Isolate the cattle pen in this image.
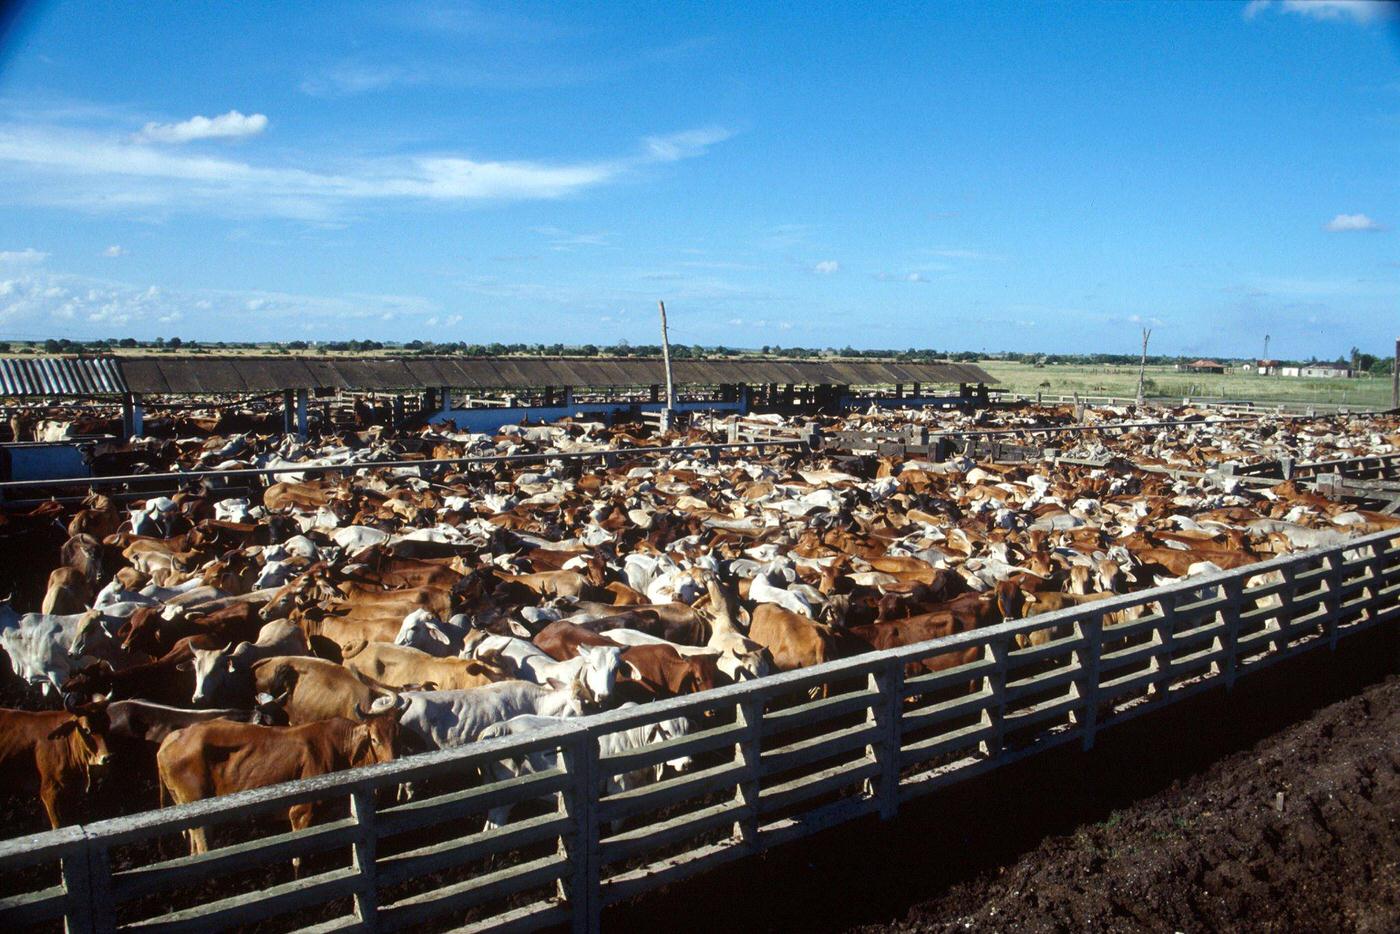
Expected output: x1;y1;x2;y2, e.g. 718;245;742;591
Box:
1;526;1396;934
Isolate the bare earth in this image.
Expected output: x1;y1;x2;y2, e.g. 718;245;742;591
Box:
874;672;1400;933
607;633;1400;934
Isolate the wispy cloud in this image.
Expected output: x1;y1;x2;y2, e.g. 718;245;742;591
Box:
102;244;123;257
875;271;930;284
925;247;1003;261
1325;212;1386;232
1244;0;1398;24
813;260;839;275
0;115;734;219
0;266;445;338
0;247;48;265
531;226;612;249
135;110;268;144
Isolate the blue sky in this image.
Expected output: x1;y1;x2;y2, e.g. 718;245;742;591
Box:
0;0;1395;358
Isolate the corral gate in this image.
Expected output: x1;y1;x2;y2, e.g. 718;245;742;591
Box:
1;529;1397;933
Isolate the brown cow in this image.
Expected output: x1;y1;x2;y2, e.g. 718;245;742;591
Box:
615;644;727;700
0;700;112;828
341;642;509;691
250;656;390;724
748;603;839;673
41;566;92;615
844;581;1024;675
157;714;398;854
60;533;105;588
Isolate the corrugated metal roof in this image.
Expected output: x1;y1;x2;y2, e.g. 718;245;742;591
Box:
0;356;128;396
115;355;995;394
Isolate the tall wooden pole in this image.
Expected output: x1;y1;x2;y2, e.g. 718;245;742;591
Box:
1135;327;1152;408
658;300;675;413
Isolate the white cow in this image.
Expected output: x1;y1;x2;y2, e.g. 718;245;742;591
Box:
373;680;587;751
2;611;91;695
393;609;471;658
477;707;694;828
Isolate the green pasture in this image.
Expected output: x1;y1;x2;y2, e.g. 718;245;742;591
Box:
979;361;1393;408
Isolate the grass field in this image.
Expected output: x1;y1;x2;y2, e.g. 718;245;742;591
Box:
978;361;1394;408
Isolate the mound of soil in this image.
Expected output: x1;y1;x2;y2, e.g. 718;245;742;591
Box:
883;673;1400;933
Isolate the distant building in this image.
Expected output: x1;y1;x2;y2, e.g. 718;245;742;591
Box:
1256;359;1282;375
1180;359;1226;374
1281;363;1353;379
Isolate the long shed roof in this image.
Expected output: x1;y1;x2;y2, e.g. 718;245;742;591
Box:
0;355;994;396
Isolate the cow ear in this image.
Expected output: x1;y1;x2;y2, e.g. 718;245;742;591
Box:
621;661;641;682
545;677;567;691
47;720;78;739
428;623;450;644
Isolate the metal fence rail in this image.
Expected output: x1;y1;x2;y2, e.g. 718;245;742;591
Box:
2;528;1397;933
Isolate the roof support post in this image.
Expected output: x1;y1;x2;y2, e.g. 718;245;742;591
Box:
121;393;138;439
282;390;295;436
563;386;574;407
296;389;309;439
439;387;451;414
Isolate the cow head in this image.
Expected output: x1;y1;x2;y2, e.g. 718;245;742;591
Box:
574;645;623;707
188;643;243;707
994;579;1026;620
395;609;450;653
349;711;401;767
62;661;115;700
59;694;112;775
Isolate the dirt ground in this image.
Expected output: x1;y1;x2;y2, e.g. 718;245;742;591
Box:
607;629;1400;934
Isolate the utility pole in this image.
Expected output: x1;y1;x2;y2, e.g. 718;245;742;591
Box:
1392;336;1398;411
1135;327;1152;408
658;300;676;430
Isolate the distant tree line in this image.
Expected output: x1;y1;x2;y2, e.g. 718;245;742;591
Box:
0;338;1393;373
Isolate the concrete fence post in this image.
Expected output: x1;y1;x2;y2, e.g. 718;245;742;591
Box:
1150;592;1178;701
868;657;904;819
350;786;379;928
980;639;1009;760
1218;578;1244;689
561;731;600;934
733;696;764;852
1076;612;1103;751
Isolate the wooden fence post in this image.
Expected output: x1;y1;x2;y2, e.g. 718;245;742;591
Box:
349;787;379;928
868;657;904;820
733;696;764;852
560;731;600;934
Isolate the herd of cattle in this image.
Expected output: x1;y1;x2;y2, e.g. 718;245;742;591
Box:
0;404;1396;847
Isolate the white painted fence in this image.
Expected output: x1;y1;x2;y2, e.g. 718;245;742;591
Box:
2;529;1397;934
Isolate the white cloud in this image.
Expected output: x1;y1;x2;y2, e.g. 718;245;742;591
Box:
0;248;48;265
1325;213;1386;232
102;245;124;257
0;119;733;218
0;267;448;339
813;260;839;275
1245;0;1397;23
874;271;930;283
136;110;269;144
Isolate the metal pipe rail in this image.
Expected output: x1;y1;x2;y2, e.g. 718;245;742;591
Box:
0;438;809;494
1;529;1396;932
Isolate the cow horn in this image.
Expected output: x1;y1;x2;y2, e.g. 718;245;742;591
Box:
62;691;82;713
